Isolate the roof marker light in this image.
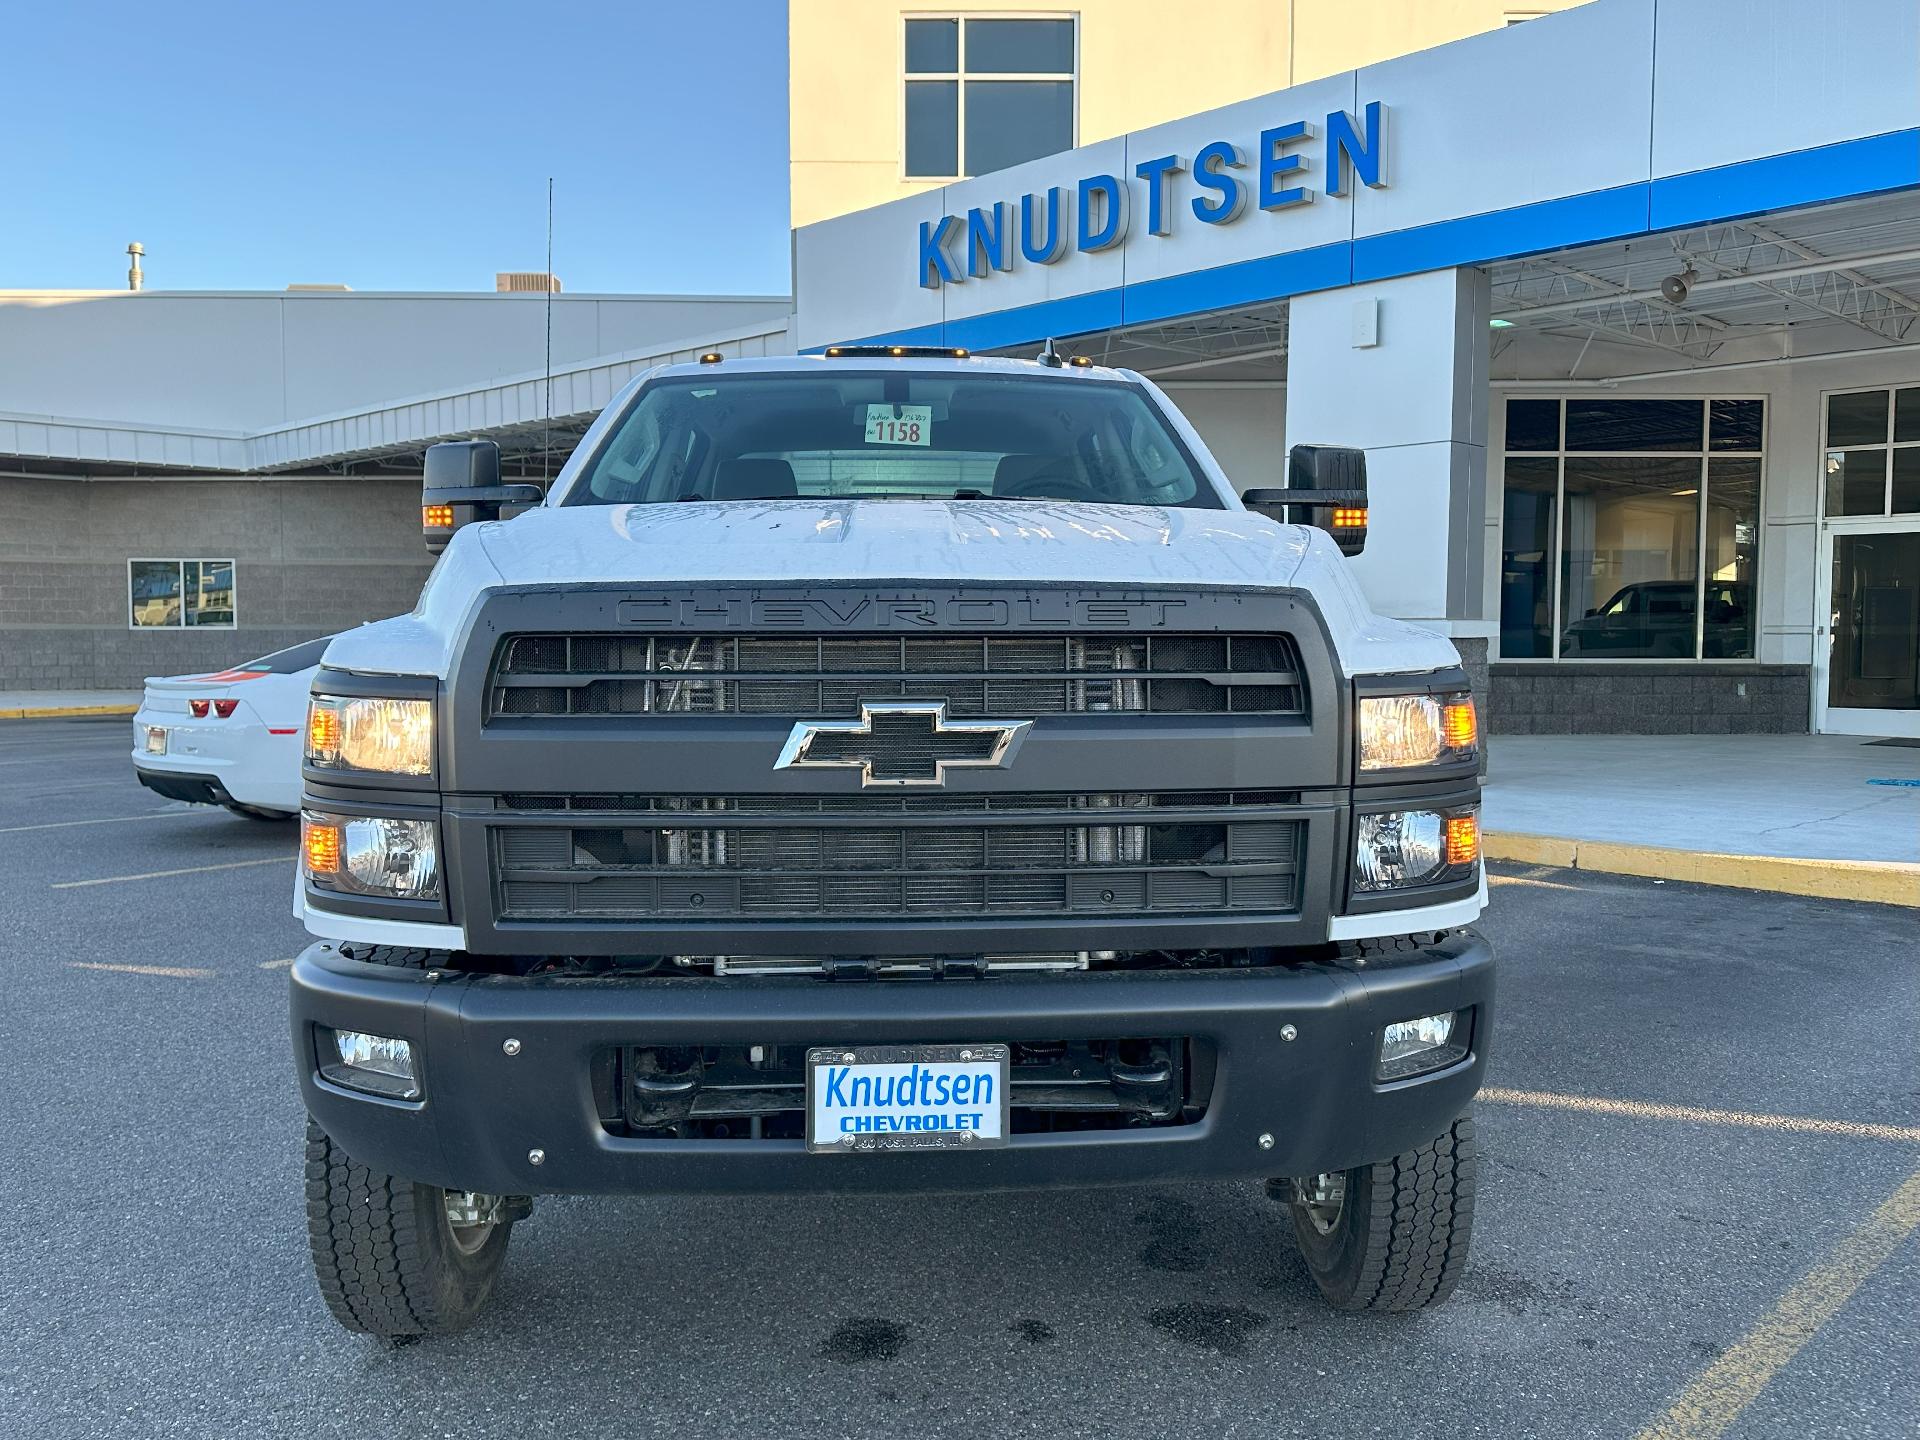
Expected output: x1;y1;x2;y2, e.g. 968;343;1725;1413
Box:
698;351;725;364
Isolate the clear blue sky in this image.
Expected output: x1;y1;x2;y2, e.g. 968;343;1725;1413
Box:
2;1;791;295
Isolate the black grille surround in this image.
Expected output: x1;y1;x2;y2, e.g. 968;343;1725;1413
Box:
490;791;1305;922
438;585;1349;956
490;631;1307;719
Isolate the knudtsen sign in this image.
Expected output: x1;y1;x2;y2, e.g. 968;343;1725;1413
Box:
918;102;1389;290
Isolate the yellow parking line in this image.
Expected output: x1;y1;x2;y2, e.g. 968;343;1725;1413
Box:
68;961;215;980
1482;1086;1920;1145
1633;1163;1920;1440
0;811;195;835
51;855;291;888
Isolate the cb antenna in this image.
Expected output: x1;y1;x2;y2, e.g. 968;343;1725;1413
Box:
542;177;555;489
1036;336;1064;368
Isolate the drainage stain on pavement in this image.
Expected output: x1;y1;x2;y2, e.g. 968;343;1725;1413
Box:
1135;1194;1214;1273
1148;1303;1271;1357
1011;1318;1055;1345
820;1318;911;1363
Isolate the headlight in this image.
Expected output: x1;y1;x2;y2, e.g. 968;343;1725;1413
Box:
303;811;440;900
1358;692;1477;771
1354;807;1479;891
306;696;434;776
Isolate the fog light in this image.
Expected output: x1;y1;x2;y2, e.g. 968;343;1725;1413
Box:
1378;1009;1470;1081
321;1028;420;1099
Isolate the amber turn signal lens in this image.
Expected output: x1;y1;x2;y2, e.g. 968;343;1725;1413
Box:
1442;698;1478;751
1444;813;1480;868
422;503;454;529
1331;507;1368;529
306;702;342;756
303;819;342;875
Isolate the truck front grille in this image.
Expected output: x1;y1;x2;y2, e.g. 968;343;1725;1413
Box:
488;632;1305;718
490;792;1303;921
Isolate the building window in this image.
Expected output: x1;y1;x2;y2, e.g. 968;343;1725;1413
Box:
129;559;236;629
1823;385;1920;518
1499;398;1763;661
904;15;1076;180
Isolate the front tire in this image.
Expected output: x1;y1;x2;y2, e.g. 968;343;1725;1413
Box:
1276;1111;1477;1312
303;1118;515;1338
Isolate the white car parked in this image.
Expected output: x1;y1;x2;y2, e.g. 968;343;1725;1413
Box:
131;635;333;820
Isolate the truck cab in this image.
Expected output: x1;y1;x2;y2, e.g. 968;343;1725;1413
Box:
290;349;1490;1337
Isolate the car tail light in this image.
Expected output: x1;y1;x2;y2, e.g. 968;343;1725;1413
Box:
213;698;238;718
188;699;210;718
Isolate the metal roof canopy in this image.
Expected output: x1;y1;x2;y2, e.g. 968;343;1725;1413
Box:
980;189;1920;386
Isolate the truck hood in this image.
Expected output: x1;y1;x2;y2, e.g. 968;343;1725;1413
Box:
475;499;1311;591
321;500;1461;680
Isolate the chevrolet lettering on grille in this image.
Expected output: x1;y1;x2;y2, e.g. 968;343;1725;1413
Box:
774;701;1032;787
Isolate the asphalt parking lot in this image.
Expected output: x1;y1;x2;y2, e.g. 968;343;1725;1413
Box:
1;714;1915;1440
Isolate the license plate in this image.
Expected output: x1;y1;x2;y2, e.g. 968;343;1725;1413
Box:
143;726;168;755
806;1043;1010;1153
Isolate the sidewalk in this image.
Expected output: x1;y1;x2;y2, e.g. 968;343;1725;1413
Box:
1483;734;1920;906
0;690;142;719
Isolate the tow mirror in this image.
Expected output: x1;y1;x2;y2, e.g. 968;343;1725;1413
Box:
421;441;544;555
1242;444;1369;557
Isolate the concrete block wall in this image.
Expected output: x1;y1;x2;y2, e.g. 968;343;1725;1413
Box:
0;476;435;689
1488;663;1811;735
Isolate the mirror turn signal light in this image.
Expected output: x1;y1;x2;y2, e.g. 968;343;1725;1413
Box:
422;503;455;529
1444;813;1480;868
1331;507;1368;529
303;817;342;875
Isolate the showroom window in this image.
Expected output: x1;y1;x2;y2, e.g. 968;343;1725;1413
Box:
128;559;236;629
1499;398;1763;660
904;15;1076;179
1823;385;1920;517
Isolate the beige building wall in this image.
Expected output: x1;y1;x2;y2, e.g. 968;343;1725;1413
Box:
789;0;1591;230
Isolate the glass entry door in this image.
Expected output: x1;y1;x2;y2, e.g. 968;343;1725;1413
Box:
1817;523;1920;737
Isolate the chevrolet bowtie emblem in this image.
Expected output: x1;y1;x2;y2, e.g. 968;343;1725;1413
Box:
774;701;1033;787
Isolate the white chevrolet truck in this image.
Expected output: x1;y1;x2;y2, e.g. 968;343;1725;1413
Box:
289;349;1491;1337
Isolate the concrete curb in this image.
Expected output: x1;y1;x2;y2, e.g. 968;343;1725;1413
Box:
0;706;139;721
1485;831;1920;908
0;704;138;720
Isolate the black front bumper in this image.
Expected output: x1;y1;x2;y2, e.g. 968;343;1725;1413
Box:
290;932;1492;1196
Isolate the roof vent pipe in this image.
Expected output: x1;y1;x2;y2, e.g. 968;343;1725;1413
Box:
127;242;144;292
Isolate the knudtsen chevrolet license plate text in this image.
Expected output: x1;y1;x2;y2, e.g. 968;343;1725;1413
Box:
806;1044;1010;1153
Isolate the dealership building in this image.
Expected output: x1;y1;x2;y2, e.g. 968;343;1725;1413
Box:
3;0;1917;740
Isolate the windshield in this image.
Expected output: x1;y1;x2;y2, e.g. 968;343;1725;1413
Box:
561;371;1221;509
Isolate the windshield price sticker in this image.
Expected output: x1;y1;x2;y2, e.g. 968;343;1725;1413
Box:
864;404;932;447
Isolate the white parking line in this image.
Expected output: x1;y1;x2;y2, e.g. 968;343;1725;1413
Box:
258;958;296;969
1482;1085;1920;1145
1488;873;1586;893
0;811;195;835
68;961;215;980
51;855;292;888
